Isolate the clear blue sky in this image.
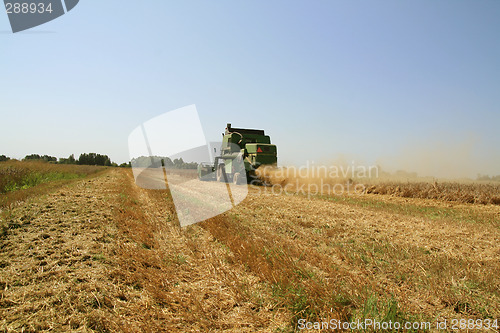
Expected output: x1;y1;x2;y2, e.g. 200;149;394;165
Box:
1;1;499;178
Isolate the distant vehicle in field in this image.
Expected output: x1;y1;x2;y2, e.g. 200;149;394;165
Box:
197;123;277;184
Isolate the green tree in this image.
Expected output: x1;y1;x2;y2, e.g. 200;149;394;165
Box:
78;153;113;166
24;154;56;162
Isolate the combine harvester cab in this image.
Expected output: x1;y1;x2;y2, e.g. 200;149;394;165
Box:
197;123;277;184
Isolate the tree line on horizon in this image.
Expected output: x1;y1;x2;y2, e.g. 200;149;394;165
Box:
0;153;128;167
0;154;198;169
130;156;197;169
477;174;500;182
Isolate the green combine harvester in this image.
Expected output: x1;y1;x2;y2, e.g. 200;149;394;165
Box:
197;123;277;184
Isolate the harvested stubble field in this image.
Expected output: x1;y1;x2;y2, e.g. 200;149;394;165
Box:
1;163;499;332
364;182;500;206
